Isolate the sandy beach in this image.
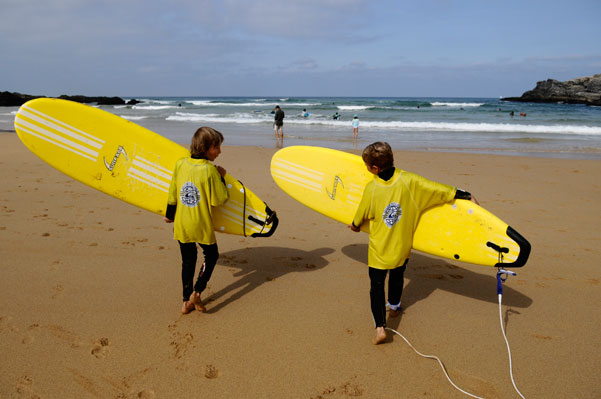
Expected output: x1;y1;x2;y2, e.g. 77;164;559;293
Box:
1;131;600;398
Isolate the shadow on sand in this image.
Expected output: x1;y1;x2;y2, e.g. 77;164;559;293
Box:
341;243;533;332
205;246;334;313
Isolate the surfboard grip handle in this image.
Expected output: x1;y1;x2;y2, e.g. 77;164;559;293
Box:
487;225;531;268
237;178;279;238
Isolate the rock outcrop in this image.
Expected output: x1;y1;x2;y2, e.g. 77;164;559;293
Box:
502;74;601;106
0;91;127;106
0;91;42;106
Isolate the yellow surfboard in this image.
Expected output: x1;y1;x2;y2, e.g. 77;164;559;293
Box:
14;98;278;237
271;146;530;267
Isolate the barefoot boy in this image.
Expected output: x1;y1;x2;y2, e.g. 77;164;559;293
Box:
349;142;478;344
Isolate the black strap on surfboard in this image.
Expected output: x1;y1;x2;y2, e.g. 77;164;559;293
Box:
486;225;531;268
237;179;278;238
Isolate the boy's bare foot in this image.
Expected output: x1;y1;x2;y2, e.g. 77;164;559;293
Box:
389;308;402;318
189;291;206;313
372;326;387;345
181;300;195;314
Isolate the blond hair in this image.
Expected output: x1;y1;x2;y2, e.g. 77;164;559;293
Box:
362;142;394;170
190;127;224;158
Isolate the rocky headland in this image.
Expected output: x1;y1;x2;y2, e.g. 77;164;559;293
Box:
502;74;601;106
0;91;140;106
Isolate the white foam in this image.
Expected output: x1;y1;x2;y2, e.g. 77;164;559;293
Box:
132;105;178;110
121;115;148;121
431;102;484;107
337;105;375;111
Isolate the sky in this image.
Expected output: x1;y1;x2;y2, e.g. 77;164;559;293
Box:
2;0;600;98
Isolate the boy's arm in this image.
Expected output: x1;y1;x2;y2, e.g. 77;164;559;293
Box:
164;204;176;223
164;162;179;223
210;165;229;207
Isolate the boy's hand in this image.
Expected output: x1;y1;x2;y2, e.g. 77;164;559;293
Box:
216;166;226;177
163;217;173;223
470;195;480;205
348;223;360;232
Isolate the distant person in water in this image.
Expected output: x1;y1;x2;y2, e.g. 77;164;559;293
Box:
352;114;359;139
274;105;285;147
274;105;284;138
332;112;340;120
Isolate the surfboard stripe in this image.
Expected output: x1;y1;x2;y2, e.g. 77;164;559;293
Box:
132;158;172;181
19;106;105;148
272;172;322;193
219;209;264;234
133;155;173;176
127;168;169;191
14;124;98;162
272;159;324;180
223;198;267;220
15;118;99;159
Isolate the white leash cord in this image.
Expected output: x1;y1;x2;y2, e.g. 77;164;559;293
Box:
386;327;484;399
498;295;526;399
385;268;527;398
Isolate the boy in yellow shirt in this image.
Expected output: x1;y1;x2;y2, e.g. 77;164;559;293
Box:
164;127;229;314
349;142;478;344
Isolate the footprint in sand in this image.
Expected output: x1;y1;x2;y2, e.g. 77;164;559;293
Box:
170;331;194;359
22;324;41;344
91;337;110;358
204;364;220;379
138;389;156;399
16;374;40;397
52;284;64;299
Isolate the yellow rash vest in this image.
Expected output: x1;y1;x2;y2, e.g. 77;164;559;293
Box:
167;157;229;244
353;169;456;269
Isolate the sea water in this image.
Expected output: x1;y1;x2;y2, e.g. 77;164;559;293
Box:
3;96;601;159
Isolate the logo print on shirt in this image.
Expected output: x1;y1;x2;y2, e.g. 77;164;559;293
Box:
382;202;402;228
180;182;200;207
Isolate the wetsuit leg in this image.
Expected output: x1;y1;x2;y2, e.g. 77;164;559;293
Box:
193;243;219;294
369;267;388;327
387;261;408;308
179;241;198;302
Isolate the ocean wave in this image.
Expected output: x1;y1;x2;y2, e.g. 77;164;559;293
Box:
286;118;601;136
166;112;267;124
132;105;179;110
163;112;601;135
431;102;484;107
358;121;601;135
121;115;148;121
137;99;174;105
337;105;375;111
186;100;320;107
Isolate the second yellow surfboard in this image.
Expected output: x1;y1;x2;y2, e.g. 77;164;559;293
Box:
271;146;530;267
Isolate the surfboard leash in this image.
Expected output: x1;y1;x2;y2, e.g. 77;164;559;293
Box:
385;327;485;398
386;269;526;398
238;179;248;237
496;268;526;399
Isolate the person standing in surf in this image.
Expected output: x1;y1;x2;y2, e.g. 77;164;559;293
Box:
274;105;285;146
164;127;229;314
352;114;359;139
349;142;478;344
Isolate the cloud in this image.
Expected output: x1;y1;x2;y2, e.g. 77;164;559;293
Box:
220;0;372;39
